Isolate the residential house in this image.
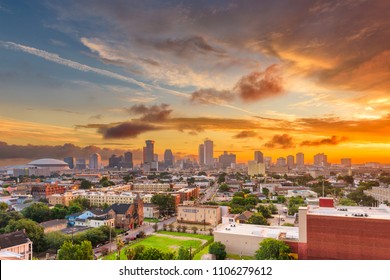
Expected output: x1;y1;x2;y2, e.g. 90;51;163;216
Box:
0;230;32;260
104;195;143;229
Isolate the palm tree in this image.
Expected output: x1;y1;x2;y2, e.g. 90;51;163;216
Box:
116;237;124;260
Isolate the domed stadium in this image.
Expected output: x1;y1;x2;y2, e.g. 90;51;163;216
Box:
27;158;70;171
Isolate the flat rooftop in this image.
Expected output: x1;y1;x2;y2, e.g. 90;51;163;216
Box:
214;223;299;241
307;204;390;220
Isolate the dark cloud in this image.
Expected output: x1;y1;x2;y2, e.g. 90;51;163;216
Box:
126;103;172;122
190;88;234;105
98;122;160;139
234;64;284;102
264;134;295;149
233;130;258;139
0;141;135;161
152;35;225;58
300;135;348;147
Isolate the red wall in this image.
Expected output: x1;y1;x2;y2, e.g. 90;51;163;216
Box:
306;215;390;259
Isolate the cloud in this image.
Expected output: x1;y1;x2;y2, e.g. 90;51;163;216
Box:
300;135;348;147
234;64;284;102
264;134;295;149
126;103;173;122
152;35;225;58
0;142;135;161
233;130;258;139
97;122;160;139
190;88;234;105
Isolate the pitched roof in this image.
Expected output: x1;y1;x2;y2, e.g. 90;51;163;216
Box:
236;211;254;221
0;231;31;249
104;203;131;215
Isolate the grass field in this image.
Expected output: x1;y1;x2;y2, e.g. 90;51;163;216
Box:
103;231;213;260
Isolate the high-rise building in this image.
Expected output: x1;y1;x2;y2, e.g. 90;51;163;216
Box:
122;152;133;169
198;144;205;166
287;155;295;169
341;158;352;167
153;154;159;162
218;151;236;169
248;160;266;176
296;152;304;167
254;151;264;163
204;140;214;166
276;157;286;167
109;154;122;168
164;149;174;168
264;157;272;168
89;153;102;169
314;153;328;166
75;158;87;169
144;140;155;164
64;157;75;169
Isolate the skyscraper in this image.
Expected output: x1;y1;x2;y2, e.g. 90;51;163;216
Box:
198;144;205;166
109;154;122;168
75;158;87;169
296;152;304;167
89;153;102;169
164;149;174;168
341;158;352;167
276;157;286;167
218;151;236;169
314;153;328;166
254;151;264;163
144;140;155;164
123;152;133;169
204;140;214;166
64;157;75;169
287;155;295;169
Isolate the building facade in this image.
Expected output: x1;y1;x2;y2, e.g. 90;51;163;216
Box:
177;204;221;226
0;230;33;260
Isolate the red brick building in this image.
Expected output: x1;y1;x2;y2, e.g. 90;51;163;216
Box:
298;199;390;260
31;183;65;200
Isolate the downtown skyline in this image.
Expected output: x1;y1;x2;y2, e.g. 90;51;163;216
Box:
0;1;389;166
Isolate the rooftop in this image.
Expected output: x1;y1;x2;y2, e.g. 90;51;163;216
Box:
215;223;299;241
0;230;31;249
307;204;390;220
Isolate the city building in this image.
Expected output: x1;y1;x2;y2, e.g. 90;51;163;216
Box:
177;204;221;227
143;140;155;164
39;219;68;233
108;154;122;168
75;158;87;169
287;155;295;169
341;158;352;167
122;152;133;169
313;153;328;167
254;151;264;163
276;157;287;167
28;158;70;172
164;149;174;168
132;183;171;192
143;203;160;219
89;153;102;169
64;157;76;169
0;230;33;260
198;144;205;166
31;183;65;200
104;197;144;229
248;161;266;176
204;140;214;166
296;152;304;167
218;151;236;169
364;187;390;203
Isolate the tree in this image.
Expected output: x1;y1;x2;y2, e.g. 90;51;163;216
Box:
152;223;159;232
22;203;52;223
338;198;358;206
257;205;272;219
0;211;23;233
46;231;69;251
57;240;94;260
255;238;292;260
168;223;174;231
176;225;182;232
248;213;269;225
288;196;305;216
151;194;175;216
139;247;175;260
262;187;270;198
191;226;198;234
79;179;93;189
209;242;226;260
177;246;191;260
181;225;188;233
51;204;68;219
0;202;8;212
218;184;230;192
116;237;125;260
5;219;47;252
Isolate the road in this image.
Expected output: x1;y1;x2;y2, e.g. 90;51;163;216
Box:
199;181;219;203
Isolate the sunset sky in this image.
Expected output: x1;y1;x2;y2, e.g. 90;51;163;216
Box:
0;0;389;165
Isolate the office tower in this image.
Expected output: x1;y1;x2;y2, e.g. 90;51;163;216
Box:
64;157;75;169
254;151;264;163
276;157;286;167
75;158;87;169
287;155;295;169
123;152;133;169
204;140;214;166
264;156;272;168
164;149;174;168
153;154;159;162
296;152;305;167
198;144;205;166
314;153;328;166
144;140;155;164
109;154;122;168
89;153;102;169
248;160;266;176
218;151;236;169
341;158;352;167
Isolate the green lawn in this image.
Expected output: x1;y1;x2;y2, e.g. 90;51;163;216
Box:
103;231;212;260
144;218;160;223
226;253;255;260
193;245;210;260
